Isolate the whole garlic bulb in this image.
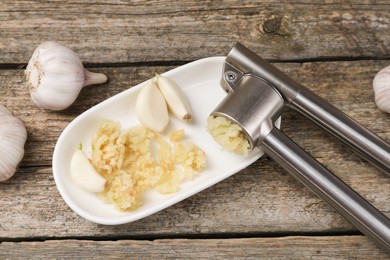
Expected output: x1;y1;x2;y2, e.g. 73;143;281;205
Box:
25;41;108;110
373;65;390;113
0;105;27;182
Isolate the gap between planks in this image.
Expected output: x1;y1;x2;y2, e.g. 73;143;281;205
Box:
3;56;390;70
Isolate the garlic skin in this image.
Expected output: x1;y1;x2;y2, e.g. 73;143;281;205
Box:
25;41;107;111
0;105;27;182
155;74;193;122
136;80;169;132
373;65;390;114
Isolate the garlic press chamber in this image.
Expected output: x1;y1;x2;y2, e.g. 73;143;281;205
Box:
210;43;390;252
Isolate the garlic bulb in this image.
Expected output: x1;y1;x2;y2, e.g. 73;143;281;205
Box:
25;41;108;110
373;65;390;113
136;80;169;132
0;105;27;181
155;74;193;122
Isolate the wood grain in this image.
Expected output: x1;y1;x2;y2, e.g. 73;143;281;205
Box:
1;61;388;167
1;1;390;256
0;61;389;240
0;236;388;259
1;1;390;63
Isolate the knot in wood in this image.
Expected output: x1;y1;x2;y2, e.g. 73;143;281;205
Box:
261;15;282;34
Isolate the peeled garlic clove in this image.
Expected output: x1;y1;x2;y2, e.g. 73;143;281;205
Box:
373;65;390;114
0;105;27;182
70;145;106;193
155;74;193;122
136;80;169;132
25;41;108;111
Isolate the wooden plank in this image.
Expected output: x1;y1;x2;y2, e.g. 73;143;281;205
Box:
0;66;166;166
1;163;389;238
0;61;389;239
0;236;388;259
1;61;389;167
1;1;390;63
2;1;390;257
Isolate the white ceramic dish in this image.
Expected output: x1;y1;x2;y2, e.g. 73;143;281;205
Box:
53;57;279;225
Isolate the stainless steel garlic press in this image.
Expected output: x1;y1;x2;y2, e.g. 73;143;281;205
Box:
210;42;390;252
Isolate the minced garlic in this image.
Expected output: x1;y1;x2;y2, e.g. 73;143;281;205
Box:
207;115;250;156
91;120;206;211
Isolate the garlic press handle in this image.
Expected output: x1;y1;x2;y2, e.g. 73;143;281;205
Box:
259;127;390;253
223;43;390;175
292;87;390;175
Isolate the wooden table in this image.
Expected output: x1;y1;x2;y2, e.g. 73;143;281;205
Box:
1;1;389;258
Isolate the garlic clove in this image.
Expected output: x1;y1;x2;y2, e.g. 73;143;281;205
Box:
0;105;27;182
70;145;106;193
373;65;390;114
155;74;193;122
135;80;170;132
25;41;108;111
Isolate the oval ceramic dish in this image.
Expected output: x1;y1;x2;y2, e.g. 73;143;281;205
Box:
52;57;280;225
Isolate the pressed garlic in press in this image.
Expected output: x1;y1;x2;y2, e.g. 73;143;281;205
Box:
0;105;27;182
25;41;108;111
207;115;250;156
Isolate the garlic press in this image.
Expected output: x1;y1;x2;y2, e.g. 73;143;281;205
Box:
210;43;390;252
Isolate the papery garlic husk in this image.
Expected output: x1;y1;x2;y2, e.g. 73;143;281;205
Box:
373;64;390;114
25;41;108;111
135;80;169;132
155;74;193;122
0;105;27;182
